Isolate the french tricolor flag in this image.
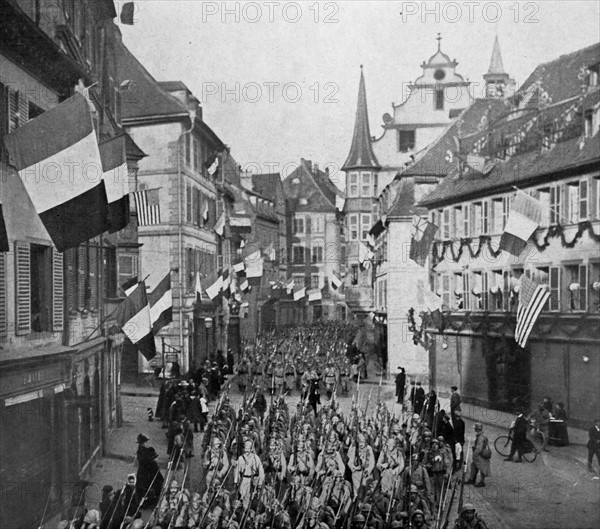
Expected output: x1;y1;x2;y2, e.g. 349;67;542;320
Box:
100;135;130;233
116;281;156;360
3;93;110;251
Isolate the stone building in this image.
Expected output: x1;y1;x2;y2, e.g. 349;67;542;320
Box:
417;43;600;425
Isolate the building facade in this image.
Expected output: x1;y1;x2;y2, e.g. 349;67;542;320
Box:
0;1;134;527
417;43;600;426
283;159;344;323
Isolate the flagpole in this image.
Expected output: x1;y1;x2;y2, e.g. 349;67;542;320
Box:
81;273;151;343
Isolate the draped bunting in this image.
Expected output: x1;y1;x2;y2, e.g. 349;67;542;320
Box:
431;221;600;267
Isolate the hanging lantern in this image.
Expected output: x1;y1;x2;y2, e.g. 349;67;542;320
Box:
569;283;580;292
490;285;499;294
592;281;600;291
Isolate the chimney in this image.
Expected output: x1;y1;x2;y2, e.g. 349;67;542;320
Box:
325;167;330;176
314;163;319;173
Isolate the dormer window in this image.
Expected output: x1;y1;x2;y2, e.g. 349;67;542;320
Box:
589;63;599;87
398;130;415;152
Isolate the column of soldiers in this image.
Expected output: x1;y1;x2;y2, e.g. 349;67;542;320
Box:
82;323;489;529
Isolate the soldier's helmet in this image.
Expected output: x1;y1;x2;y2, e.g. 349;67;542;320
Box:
461;503;476;514
410;484;418;493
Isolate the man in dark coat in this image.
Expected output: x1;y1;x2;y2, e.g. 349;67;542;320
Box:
414;382;426;415
453;411;466;471
505;411;528;463
395;368;406;404
450;386;462;426
587;419;600;473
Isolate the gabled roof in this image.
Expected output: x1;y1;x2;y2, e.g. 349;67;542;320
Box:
115;38;189;122
282;161;337;213
518;42;600;109
342;67;380;171
252;173;282;203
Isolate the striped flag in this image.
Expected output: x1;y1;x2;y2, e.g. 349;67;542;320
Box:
308;289;322;302
500;191;542;256
285;278;295;295
149;272;172;334
359;241;374;270
233;259;246;274
293;284;306;301
409;215;438;267
515;275;550;348
3;92;110;251
205;272;223;300
115;282;156;360
99;135;129;233
331;270;343;290
239;277;250;292
121;277;139;297
133;188;161;225
194;272;202;300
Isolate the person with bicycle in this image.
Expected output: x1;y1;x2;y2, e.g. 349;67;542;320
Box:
505;410;528;463
528;404;550;452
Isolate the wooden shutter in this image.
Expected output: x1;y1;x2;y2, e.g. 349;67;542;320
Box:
549;266;561;311
52;249;64;332
18;91;28;125
8;88;18;132
0;82;8;163
65;247;77;311
89;244;98;311
14;241;31;335
0;252;6;339
78;245;87;310
579;264;588;311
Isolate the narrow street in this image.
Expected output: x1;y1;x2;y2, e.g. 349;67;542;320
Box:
85;378;599;529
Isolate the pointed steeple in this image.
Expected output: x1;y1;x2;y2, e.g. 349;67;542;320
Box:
487;35;506;74
342;66;380;171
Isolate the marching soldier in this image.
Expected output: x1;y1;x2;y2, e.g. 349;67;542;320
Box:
377;437;405;495
234;439;265;509
348;432;375;499
203;437;230;491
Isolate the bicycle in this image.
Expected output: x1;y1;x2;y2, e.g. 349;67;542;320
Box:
494;429;540;463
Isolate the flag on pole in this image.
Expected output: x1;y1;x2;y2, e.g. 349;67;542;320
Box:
233;259;246;274
409;215;438;267
194;272;202;300
359;242;374;270
239;277;250;292
214;212;225;236
133;188;161;226
201;200;209;223
308;289;322;302
122;277;139;297
115;282;156;360
205;154;219;176
515;275;550;348
221;270;231;299
331;270;343;290
285;278;295;295
499;191;542;256
293;284;306;301
245;250;264;279
3;92;110;251
149;272;172;334
99;135;129;233
205;272;223;300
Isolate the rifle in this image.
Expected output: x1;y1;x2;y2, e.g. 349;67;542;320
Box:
441;476;458;529
457;439;471;513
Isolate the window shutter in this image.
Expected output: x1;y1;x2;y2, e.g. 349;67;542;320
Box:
0;252;6;339
78;245;87;310
0;82;8;163
14;241;31;335
209;199;216;227
89;245;98;311
306;216;312;234
65;247;77;311
8;88;18;132
579;264;587;311
549;266;560;311
52;249;64;332
19;91;28;125
186;185;192;223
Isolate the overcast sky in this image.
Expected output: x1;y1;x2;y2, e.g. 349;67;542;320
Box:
119;1;600;187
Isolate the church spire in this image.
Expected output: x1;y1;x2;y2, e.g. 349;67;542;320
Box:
487;35;506;74
342;66;380;171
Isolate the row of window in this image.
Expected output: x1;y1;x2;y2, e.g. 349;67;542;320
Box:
435;262;599;313
292;274;324;290
347;213;372;241
293;215;325;235
184;134;214;177
186;185;217;228
431;177;600;240
347;172;378;198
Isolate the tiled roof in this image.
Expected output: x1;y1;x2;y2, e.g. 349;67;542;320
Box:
401;99;506;177
342;68;380;171
251;173;282;202
518;43;600;110
115;38;189;121
419;91;600;207
387;177;428;218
